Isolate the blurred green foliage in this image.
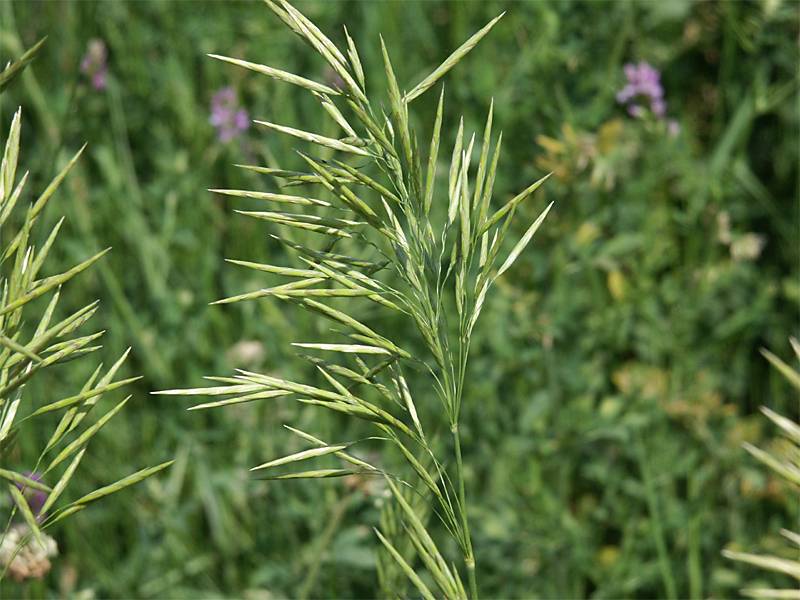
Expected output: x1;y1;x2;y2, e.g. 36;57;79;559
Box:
0;0;797;597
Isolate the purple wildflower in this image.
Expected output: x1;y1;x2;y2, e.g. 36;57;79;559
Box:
210;87;250;143
14;472;48;520
80;39;108;91
616;61;666;119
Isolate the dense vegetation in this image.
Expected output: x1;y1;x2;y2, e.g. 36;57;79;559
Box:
0;1;797;597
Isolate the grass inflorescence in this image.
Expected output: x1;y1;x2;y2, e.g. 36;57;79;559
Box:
158;1;552;597
0;38;171;586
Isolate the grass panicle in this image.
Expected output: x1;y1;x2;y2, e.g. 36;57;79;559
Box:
723;338;800;598
160;2;552;598
0;40;171;583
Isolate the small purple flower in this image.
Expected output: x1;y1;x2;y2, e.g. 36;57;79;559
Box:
80;39;108;91
210;87;250;143
616;61;666;119
14;472;48;520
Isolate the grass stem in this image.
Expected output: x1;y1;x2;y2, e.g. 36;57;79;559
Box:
453;423;478;599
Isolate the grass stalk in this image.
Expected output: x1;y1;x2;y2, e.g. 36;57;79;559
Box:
453;423;477;599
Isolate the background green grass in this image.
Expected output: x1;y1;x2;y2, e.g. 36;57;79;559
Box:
0;0;797;597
